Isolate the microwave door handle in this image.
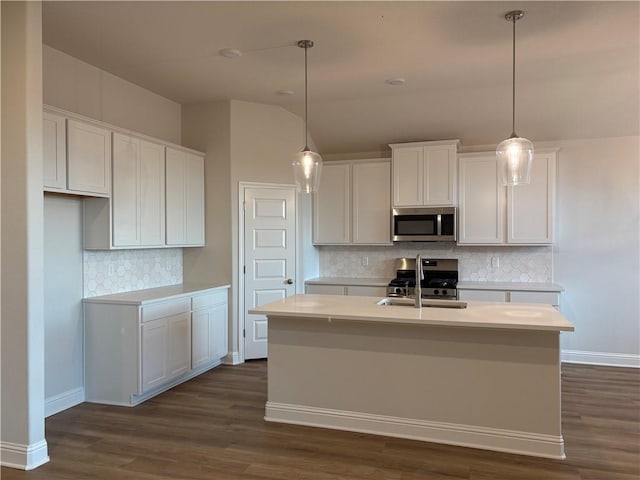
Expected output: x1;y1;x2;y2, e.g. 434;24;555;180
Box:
436;214;442;236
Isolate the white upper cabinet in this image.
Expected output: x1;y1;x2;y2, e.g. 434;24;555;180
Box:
44;109;111;197
458;153;505;244
67;119;111;196
112;133;166;248
43;111;67;190
352;161;391;244
458;150;557;245
313;159;391;245
391;140;459;207
166;147;205;246
507;152;557;244
313;163;351;244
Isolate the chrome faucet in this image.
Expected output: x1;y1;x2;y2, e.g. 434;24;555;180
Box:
415;254;424;308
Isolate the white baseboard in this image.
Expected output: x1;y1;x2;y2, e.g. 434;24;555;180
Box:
222;351;242;365
265;402;565;460
0;439;49;470
45;387;85;417
562;349;640;368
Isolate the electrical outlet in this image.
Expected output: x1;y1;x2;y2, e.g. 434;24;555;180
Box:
491;256;500;268
361;256;369;266
107;264;115;276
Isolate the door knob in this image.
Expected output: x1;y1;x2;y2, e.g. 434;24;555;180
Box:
286;279;294;285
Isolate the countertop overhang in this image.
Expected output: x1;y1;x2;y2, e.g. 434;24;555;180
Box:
250;294;574;332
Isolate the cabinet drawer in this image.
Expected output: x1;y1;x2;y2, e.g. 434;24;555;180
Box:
192;290;227;310
305;285;347;295
346;286;387;297
510;291;560;306
458;290;507;302
141;298;190;323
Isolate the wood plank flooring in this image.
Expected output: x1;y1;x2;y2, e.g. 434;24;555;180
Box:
2;362;638;479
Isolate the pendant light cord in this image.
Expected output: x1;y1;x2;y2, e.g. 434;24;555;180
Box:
304;43;309;151
511;16;517;138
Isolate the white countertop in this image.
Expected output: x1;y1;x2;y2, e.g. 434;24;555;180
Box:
83;283;230;305
250;294;574;332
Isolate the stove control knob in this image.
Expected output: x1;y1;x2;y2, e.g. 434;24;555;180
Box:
395;287;402;294
434;289;439;295
442;290;448;296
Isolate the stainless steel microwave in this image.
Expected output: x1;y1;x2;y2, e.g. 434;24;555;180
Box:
392;207;456;242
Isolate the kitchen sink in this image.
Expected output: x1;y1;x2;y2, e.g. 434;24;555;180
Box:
377;298;468;309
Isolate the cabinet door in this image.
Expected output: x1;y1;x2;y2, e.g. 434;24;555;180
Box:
458;290;507;302
313;163;351;244
458;155;504;244
43;111;66;190
352;161;391;244
211;302;228;361
112;133;140;246
392;147;423;207
166;148;205;246
141;318;168;392
305;285;346;295
345;286;387;297
424;145;456;206
185;153;205;245
191;308;212;370
140;140;166;246
167;313;191;378
507;152;556;244
67;119;111;196
165;148;187;245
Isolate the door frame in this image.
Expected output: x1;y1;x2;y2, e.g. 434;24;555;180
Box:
238;182;298;363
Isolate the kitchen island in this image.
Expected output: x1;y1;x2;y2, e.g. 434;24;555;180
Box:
250;294;574;459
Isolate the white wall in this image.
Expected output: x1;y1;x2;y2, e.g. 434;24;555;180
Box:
1;1;49;469
182;100;315;363
44;196;83;416
43;45;181;144
551;136;639;366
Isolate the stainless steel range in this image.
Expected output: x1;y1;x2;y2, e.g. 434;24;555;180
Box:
387;258;459;300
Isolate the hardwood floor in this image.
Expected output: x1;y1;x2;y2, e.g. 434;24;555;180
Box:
2;362;638;479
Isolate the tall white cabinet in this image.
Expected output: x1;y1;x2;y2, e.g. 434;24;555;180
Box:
313;159;391;245
390;140;459;207
458;150;557;245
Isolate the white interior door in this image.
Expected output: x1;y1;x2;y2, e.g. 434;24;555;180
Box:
244;186;296;360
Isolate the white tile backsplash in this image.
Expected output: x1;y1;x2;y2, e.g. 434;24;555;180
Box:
318;244;552;282
84;249;183;297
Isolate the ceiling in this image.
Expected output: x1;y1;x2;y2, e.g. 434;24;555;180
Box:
42;1;639;155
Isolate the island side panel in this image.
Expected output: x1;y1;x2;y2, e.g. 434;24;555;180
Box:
266;315;563;456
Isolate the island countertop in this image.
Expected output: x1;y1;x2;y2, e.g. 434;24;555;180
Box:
250;294;574;332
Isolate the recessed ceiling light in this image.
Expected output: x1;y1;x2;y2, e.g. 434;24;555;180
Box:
385;78;406;86
277;90;295;96
219;48;242;58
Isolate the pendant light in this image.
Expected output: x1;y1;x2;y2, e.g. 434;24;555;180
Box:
496;10;533;186
292;40;323;194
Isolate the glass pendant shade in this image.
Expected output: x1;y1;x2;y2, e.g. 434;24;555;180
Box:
496;135;533;186
293;149;323;194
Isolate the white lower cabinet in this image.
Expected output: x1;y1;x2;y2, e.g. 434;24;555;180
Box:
305;284;387;297
141;315;191;392
458;289;560;307
84;286;228;406
190;291;228;370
